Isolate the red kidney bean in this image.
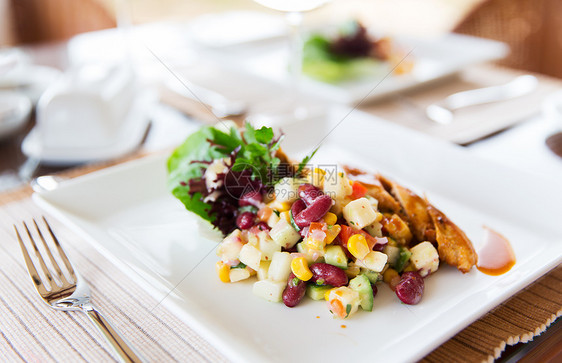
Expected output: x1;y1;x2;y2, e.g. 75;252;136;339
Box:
236;211;256;230
371;283;378;298
294;195;333;229
395;271;424;305
282;273;307;307
255;221;270;231
309;263;348;287
291;199;306;218
239;191;262;207
298;184;323;206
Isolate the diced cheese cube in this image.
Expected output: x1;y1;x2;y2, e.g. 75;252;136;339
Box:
266;212;281;228
258;232;281;261
257;261;271;281
246;232;259;247
323;172;352;201
279;211;291;223
269;219;301;249
327;286;360;319
268;251;293;282
253;279;286;302
229;268;251;282
274;177;301;203
239;244;262;271
217;230;243;263
410;241;439;277
343;198;378;229
302;168;325;189
357;251;388;272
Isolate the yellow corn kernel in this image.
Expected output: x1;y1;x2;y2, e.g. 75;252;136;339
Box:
325;224;341;244
402;263;415;273
324;212;337;226
324;288;336;301
280;211;291;223
314;168;326;176
312;168;325;187
383;268;399;284
374;212;383;223
347;234;370;260
268;200;291;212
216;261;230;283
291;257;313;281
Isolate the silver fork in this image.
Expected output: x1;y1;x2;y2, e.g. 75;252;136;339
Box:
14;217;145;363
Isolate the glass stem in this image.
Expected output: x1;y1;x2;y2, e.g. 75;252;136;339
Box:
285;11;304;101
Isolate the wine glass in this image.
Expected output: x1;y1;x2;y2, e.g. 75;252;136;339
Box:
250;0;333;124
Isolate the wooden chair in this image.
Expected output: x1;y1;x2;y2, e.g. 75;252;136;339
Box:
9;0;116;44
455;0;562;78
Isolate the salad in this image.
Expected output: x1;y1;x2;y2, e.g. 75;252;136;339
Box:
302;20;413;83
168;123;477;319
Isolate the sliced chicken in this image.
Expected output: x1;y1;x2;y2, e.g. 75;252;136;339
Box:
427;205;478;273
377;175;436;244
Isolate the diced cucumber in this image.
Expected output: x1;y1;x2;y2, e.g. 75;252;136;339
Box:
324;245;348;269
361;269;382;284
394;247;412;273
268;251;293;282
348;274;374;311
306;284;333;301
384;245;400;266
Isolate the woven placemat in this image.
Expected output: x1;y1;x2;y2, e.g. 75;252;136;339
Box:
0;158;560;362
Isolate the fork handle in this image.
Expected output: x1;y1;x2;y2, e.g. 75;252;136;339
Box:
82;304;145;363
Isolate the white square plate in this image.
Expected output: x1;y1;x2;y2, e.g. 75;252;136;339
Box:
199;33;508;104
33;108;562;362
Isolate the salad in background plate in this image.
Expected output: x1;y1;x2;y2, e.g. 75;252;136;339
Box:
167;123;477;319
302;21;414;83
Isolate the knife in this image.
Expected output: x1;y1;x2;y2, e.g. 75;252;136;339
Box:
426;75;539;125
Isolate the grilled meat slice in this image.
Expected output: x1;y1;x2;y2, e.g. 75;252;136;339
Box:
428;205;477;273
377;175;436;244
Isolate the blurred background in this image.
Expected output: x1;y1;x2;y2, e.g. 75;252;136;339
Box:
1;0;561;78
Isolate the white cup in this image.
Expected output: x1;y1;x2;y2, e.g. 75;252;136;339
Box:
36;63;136;149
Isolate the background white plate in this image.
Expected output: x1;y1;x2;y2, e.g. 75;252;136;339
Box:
33;108;562;363
0;91;31;140
199;33;508;104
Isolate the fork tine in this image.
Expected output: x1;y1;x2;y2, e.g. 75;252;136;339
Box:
14;225;49;296
33;219;71;286
22;221;55;288
42;217;76;280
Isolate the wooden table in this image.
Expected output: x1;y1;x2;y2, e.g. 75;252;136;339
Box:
1;37;561;363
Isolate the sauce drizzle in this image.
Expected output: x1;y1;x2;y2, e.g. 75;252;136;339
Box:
477;227;516;276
